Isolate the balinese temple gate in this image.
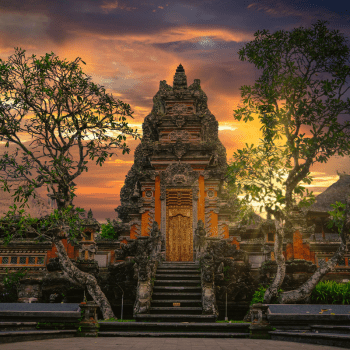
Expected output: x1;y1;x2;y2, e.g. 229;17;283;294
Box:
116;64;231;262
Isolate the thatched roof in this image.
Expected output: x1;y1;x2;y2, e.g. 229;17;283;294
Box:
307;174;350;214
229;212;264;231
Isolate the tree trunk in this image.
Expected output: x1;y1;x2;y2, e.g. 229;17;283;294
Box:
53;237;115;320
278;240;347;303
263;220;286;303
278;200;349;304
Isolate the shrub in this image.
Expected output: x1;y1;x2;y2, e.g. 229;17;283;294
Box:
250;285;283;305
310;280;350;305
0;269;27;302
99;218;119;240
250;280;350;305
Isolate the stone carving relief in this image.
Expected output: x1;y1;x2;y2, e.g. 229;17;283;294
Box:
160;163;198;192
192;181;199;201
172;139;188;160
168;130;191;142
171;103;188;128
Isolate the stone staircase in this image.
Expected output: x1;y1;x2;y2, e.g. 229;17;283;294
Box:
100;262;250;337
135;261;215;323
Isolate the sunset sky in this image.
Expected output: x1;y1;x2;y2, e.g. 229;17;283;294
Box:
0;0;350;223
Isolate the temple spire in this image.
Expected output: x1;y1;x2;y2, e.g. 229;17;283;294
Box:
173;63;187;90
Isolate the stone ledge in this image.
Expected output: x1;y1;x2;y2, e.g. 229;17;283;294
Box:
0;329;76;344
270;331;350;349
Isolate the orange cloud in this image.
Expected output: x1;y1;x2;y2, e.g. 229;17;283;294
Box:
101;0;137;12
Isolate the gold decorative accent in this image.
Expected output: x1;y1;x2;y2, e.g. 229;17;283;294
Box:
173;303;180;307
166;189;193;262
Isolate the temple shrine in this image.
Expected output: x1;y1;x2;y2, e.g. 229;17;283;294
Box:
116;64;231;261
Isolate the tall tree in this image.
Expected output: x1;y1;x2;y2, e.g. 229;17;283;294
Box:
0;48;139;318
227;20;350;303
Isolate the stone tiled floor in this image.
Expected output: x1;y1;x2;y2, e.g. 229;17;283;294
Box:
0;337;345;350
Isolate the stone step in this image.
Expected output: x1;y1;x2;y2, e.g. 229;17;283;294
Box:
154;280;201;284
99;331;249;338
150;307;202;311
156;269;200;273
150;307;202;315
155;274;200;278
159;264;198;267
159;265;199;268
134;314;217;323
152;292;202;300
0;322;37;331
99;322;250;332
151;300;202;304
160;262;198;264
153;286;201;291
311;325;350;334
270;330;350;349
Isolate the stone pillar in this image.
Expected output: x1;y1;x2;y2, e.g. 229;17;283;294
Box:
249;303;271;339
77;301;99;337
77;209;99;275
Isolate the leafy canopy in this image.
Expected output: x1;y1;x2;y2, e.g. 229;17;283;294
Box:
0;48;139;242
228;20;350;219
0;48;139;211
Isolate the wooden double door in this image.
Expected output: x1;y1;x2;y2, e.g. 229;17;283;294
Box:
166;189;193;262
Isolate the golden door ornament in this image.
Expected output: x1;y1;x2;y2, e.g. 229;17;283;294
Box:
166;189;193;261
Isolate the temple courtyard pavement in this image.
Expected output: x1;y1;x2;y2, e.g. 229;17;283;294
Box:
0;337;345;350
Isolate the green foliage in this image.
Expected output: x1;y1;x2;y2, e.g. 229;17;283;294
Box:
0;269;27;302
223;265;230;282
251;281;350;305
250;285;267;305
250;285;283;305
228;20;350;219
0;204;87;244
327;201;346;235
0;47;140;244
310;280;350;305
99;218;119;240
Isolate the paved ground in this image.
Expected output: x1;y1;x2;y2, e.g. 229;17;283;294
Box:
0;337;346;350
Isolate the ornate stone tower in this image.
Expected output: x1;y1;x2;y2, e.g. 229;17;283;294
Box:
116;64;230;261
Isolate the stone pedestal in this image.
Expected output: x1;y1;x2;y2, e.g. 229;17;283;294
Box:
17;278;42;303
249;303;271;339
77;301;99;337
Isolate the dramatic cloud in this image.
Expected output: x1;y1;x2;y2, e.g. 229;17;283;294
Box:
0;0;349;221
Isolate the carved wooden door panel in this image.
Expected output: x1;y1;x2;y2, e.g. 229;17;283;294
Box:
166;190;193;261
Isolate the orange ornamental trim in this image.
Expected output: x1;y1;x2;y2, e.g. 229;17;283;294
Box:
223;225;229;239
231;237;240;249
198;175;205;223
141;211;151;236
210;211;218;237
130;224;139;240
155;175;161;226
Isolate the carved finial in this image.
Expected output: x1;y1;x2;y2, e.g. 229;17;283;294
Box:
176;64;185;73
87;209;93;218
173;64;187;90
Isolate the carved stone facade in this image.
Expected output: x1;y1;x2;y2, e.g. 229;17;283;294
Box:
115;64;231;261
